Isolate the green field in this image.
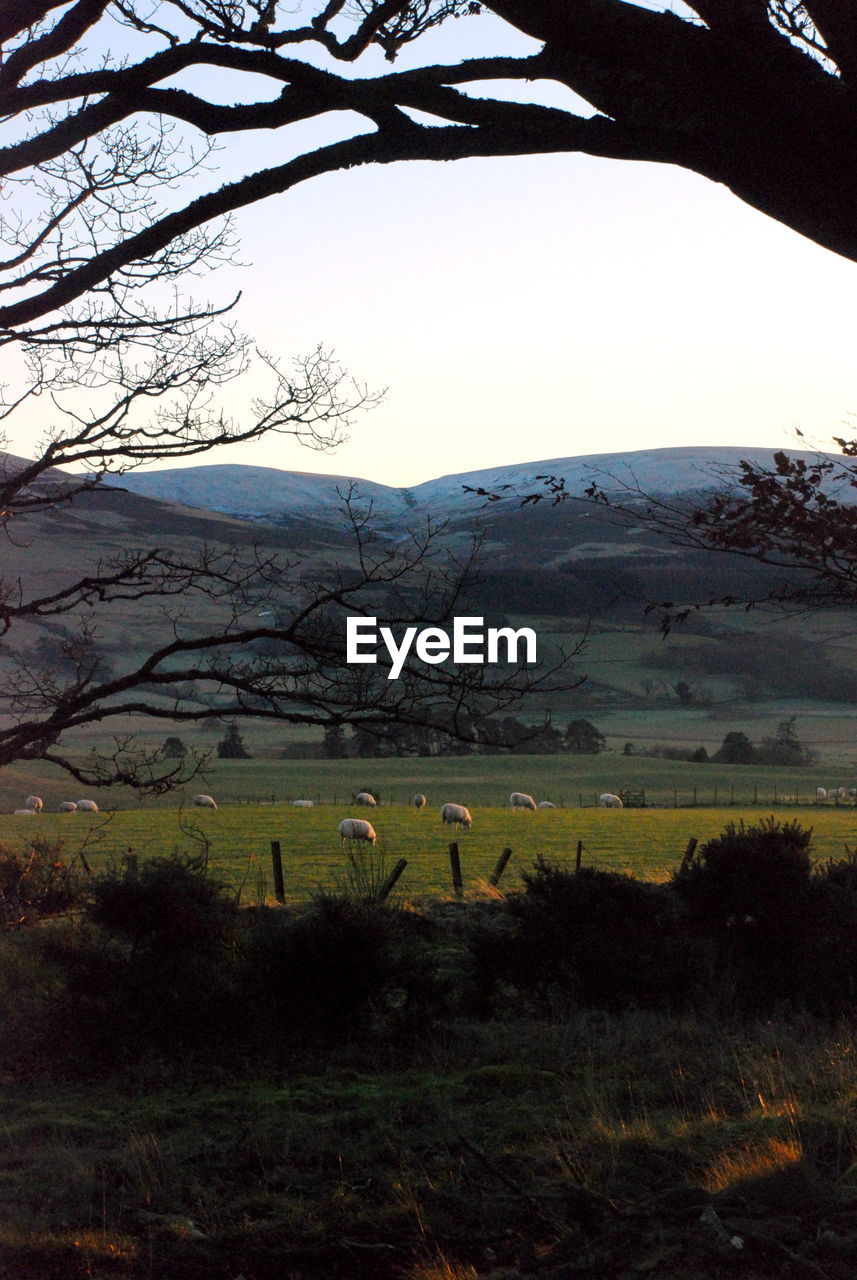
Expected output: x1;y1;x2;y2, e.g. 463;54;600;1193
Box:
8;801;857;904
3;751;854;813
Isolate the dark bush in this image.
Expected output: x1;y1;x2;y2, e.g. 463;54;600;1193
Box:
673;817;813;926
239;895;442;1058
48;854;241;1062
469;859;696;1013
672;818;815;1010
802;852;857;1013
0;837;87;924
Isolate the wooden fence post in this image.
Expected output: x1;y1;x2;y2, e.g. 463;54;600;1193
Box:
679;837;698;873
270;840;285;905
449;842;463;898
377;858;408;902
575;840;583;873
489;848;513;887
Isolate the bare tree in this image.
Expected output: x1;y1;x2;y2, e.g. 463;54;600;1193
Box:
1;474;579;788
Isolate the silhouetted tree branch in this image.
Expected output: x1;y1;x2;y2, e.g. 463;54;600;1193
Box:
0;477;579;788
1;0;856;357
474;438;857;631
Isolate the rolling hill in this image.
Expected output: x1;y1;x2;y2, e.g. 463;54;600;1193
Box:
4;445;856;761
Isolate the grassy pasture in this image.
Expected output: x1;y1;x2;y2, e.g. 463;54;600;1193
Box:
8;802;857;904
3;750;855;815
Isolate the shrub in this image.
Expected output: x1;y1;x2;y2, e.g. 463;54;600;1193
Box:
803;851;857;1013
48;854;242;1063
470;859;695;1013
672;818;813;927
672;818;815;1011
0;837;87;924
239;895;442;1059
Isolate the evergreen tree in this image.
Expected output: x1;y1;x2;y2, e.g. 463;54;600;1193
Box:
713;732;755;765
217;722;251;759
322;725;348;759
565;719;607;754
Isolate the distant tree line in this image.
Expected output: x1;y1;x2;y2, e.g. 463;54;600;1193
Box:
317;717;607;759
623;719;817;768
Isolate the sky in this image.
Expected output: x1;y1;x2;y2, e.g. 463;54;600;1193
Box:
12;4;857;488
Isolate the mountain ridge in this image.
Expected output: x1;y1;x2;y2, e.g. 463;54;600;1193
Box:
100;445;822;526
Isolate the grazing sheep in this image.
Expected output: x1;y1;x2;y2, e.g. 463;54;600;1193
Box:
14;808;37;815
598;793;624;809
25;795;43;812
440;802;472;830
76;799;99;812
292;799;314;808
58;801;78;813
816;787;828;800
510;791;537;811
355;791;377;806
192;794;217;810
836;787;848;799
412;793;427;809
538;800;556;809
338;818;376;844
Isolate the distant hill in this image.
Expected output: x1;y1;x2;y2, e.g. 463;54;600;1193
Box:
101;445;826;527
5;444;857;758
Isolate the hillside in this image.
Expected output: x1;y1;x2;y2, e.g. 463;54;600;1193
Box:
102;444;829;527
4;445;856;762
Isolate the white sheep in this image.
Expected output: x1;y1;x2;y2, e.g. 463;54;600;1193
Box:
338;817;377;844
14;808;37;816
440;802;472;830
58;801;78;813
816;787;828;800
836;787;848;799
412;793;427;809
76;799;99;812
25;795;43;812
538;800;556;809
292;799;314;807
510;791;537;811
598;793;624;808
355;791;377;806
192;794;217;810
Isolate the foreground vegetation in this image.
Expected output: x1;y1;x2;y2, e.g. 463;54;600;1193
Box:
6;820;857;1277
6;1011;857;1280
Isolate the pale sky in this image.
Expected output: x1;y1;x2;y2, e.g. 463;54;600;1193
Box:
12;5;857;487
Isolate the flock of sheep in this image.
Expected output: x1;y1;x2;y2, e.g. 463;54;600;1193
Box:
13;793;217;815
14;795;99;815
335;789;625;845
9;788;625;845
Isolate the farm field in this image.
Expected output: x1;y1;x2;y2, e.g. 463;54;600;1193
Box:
3;751;855;814
10;802;857;903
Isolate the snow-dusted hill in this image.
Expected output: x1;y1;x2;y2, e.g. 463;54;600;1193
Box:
101;445;819;525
